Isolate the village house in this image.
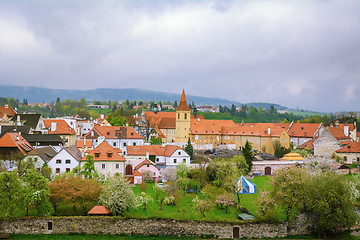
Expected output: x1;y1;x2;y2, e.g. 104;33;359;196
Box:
94;114;111;126
48;145;82;175
335;141;360;164
313;127;342;157
0;132;33;158
82;125;144;156
80;141;126;178
24;146;58;170
14;113;48;134
43;119;76;146
286;122;324;147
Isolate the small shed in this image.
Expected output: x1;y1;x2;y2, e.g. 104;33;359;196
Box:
87;206;111;216
281;152;304;161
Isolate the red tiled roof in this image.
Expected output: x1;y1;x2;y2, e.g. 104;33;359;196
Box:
135;159;158;170
176;89;191;111
133;169;142;176
88;206;111;215
328;127;351;140
82;125;143;140
298;139;315;150
81;141;125;162
155;127;166;139
0;132;33;155
44;119;76;135
190;119;235;135
336;142;360;153
219;123;287;137
76;140;92;148
288;123;322;138
127;145;182;157
0;106;17;118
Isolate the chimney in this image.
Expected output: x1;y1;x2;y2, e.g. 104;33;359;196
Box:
335;120;339;127
101;114;104;120
51;122;57;132
344;125;349;137
5;104;8;108
268;127;271;135
16;135;20;141
146;151;149;159
17;115;21;125
126;123;128;127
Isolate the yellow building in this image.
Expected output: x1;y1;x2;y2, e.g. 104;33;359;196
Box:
175;89;191;143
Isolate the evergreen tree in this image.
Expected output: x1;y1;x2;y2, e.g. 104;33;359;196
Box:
230;104;236;116
174;100;178;108
81;155;97;179
185;137;194;160
242;140;253;173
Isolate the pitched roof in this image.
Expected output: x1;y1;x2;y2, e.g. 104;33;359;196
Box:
22;134;64;144
64;146;82;160
0;125;31;138
127;144;183;157
0;106;17;118
176;89;191;111
88;206;111;215
133;169;142;176
27;146;58;162
288;123;322;138
76;140;93;148
82;125;143;140
336;142;360;153
0;132;33;155
81;141;125;162
328;127;351;140
43;119;76;135
14;114;41;129
298;139;315;150
135;159;159;170
190;119;236;135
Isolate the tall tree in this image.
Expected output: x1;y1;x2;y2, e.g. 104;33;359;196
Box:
0;171;25;217
242;140;253;173
184;137;194;160
230;104;236;116
81;155;97;179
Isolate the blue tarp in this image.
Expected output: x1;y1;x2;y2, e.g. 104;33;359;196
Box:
236;176;256;194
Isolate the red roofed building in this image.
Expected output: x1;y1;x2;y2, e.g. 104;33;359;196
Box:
80;141;126;178
287;122;324;147
44;119;76;146
298;139;315;150
88;206;111;216
82;125;144;156
0;105;17;119
336;141;360;164
0;132;33;157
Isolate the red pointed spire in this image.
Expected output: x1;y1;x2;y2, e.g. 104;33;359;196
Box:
176;89;191;111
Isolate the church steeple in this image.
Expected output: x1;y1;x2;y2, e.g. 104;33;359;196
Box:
176;89;191;111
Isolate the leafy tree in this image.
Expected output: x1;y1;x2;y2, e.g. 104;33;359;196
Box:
81;155;97;179
176;163;190;195
216;192;235;213
109;116;128;126
153;184;168;210
230;104;236;116
273;140;290;159
79;97;87;108
23;169;53;216
0;171;25;217
150;137;162;145
242;140;254;173
192;196;213;218
162;166;177;182
99;175;139;216
138;192;152;210
184;137;194;160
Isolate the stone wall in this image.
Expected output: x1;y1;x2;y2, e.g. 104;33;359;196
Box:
0;217;296;239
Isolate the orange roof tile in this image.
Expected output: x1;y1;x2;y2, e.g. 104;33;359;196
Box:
76;140;93;148
336;142;360;153
0;106;17;118
190;119;235;135
82;125;143;140
212;122;287;137
288;123;322;138
127;145;182;157
155;127;166;139
81;141;125;162
44;119;76;135
135;159;158;170
298;139;315;150
0;132;33;155
88;206;111;215
133;169;142;176
176;89;191;111
328;127;351;140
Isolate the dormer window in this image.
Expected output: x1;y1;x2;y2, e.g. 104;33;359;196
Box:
95;153;100;158
131;132;134;136
107;153;112;158
107;132;110;135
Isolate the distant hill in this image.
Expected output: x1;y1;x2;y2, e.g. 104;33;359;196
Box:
0;85;288;109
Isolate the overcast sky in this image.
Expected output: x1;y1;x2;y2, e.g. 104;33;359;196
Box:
0;0;359;112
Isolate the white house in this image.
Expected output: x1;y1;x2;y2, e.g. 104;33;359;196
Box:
48;146;82;175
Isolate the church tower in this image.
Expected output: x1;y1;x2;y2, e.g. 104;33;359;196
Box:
175;89;191;143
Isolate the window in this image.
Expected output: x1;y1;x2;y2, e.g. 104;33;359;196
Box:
147;164;149;167
34;157;38;162
55;168;60;173
113;142;116;147
156;158;159;162
133;142;136;146
29;157;33;162
178;113;180;119
357;157;360;162
95;153;100;158
183;159;186;163
116;164;119;169
344;156;347;161
174;159;177;163
66;168;70;172
47;222;53;231
102;164;106;169
178;151;181;155
184;113;187;119
108;153;112;158
66;159;71;164
56;159;61;164
123;142;126;147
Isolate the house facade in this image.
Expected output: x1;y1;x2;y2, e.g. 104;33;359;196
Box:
48;146;82;175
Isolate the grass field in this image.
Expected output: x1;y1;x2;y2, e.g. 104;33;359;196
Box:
124;176;271;222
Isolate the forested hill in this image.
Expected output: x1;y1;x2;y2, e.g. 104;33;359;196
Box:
0;85;285;109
